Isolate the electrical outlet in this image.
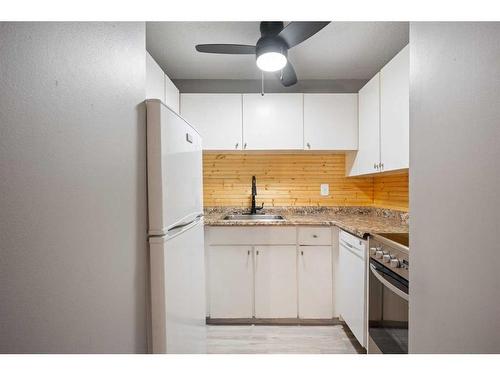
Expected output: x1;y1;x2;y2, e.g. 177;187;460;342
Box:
320;184;329;196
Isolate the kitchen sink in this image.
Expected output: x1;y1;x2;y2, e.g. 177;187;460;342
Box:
223;214;285;221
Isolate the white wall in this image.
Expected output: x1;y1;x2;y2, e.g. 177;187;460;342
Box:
0;22;148;353
409;22;500;353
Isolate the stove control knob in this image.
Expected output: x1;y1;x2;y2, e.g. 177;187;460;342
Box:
382;254;392;263
390;258;401;268
375;250;384;259
369;247;380;256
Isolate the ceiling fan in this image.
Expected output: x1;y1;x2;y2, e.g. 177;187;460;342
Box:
195;21;330;87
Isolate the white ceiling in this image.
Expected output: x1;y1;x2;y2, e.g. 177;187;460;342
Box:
146;22;409;81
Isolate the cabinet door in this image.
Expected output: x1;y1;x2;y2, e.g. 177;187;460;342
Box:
254;245;297;318
242;94;303;150
298;246;333;318
208;245;253;318
180;94;242;150
350;73;381;176
304;94;358;150
380;45;409;172
165;75;179;114
146;53;165;102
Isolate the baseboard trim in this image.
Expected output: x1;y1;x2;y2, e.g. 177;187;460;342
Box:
205;317;342;326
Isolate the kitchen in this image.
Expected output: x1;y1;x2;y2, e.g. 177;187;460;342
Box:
1;13;499;366
145;22;409;354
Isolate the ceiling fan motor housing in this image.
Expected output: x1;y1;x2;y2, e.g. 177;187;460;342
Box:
255;36;288;61
259;21;285;37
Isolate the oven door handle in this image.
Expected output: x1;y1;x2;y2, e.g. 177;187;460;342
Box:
370;263;409;302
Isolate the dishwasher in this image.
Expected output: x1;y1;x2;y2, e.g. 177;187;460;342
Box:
338;230;367;348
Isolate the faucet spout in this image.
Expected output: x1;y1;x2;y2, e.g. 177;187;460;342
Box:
250;176;264;214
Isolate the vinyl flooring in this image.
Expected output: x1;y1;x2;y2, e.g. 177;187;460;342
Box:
206;324;365;354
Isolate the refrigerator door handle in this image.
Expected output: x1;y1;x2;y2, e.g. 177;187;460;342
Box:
166;214;203;239
169;214;203;230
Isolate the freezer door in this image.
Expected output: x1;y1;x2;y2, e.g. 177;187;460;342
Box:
149;217;206;353
147;99;203;235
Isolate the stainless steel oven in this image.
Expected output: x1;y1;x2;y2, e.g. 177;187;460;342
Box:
368;233;409;354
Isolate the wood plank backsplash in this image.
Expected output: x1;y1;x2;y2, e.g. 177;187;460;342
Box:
373;171;409;211
203;152;367;207
203;152;409;211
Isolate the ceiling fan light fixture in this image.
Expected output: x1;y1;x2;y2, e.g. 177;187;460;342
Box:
256;51;287;72
195;21;330;86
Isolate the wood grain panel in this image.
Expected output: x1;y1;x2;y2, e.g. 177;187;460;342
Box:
373;171;409;211
203;153;374;207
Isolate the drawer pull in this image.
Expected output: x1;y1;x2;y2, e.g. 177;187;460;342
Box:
312;234;318;238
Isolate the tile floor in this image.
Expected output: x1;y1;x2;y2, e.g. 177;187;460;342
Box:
206;324;365;354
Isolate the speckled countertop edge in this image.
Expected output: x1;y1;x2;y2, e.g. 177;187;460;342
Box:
204;206;409;239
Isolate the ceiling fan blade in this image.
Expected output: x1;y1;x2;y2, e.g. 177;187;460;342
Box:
278;22;330;49
195;44;256;54
276;61;297;87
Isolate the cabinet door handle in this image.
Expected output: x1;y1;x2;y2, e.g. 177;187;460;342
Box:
380;162;384;170
256;250;259;255
235;142;239;149
247;250;250;255
306;142;311;149
301;250;304;256
374;163;378;170
244;142;247;149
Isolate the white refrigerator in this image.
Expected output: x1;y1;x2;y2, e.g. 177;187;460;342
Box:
146;99;206;353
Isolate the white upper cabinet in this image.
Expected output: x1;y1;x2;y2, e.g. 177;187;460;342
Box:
351;73;381;176
180;94;243;150
146;52;165;103
304;94;358;150
380;45;409;171
165;75;180;114
242;93;303;150
146;52;180;113
347;44;409;176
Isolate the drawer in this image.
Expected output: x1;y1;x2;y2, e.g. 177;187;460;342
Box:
207;226;297;245
298;227;332;246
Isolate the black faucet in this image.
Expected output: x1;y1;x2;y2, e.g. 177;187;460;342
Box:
250;176;264;214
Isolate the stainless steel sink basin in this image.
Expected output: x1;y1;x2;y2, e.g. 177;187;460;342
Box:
223;214;285;221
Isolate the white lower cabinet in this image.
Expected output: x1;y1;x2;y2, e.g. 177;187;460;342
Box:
298;246;333;319
206;226;340;320
208;245;253;318
254;246;298;318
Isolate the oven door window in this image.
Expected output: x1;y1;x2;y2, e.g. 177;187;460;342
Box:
369;259;409;354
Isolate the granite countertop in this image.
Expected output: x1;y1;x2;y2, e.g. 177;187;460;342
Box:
204;206;408;239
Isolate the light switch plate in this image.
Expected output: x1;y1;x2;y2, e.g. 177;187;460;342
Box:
320;184;329;196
